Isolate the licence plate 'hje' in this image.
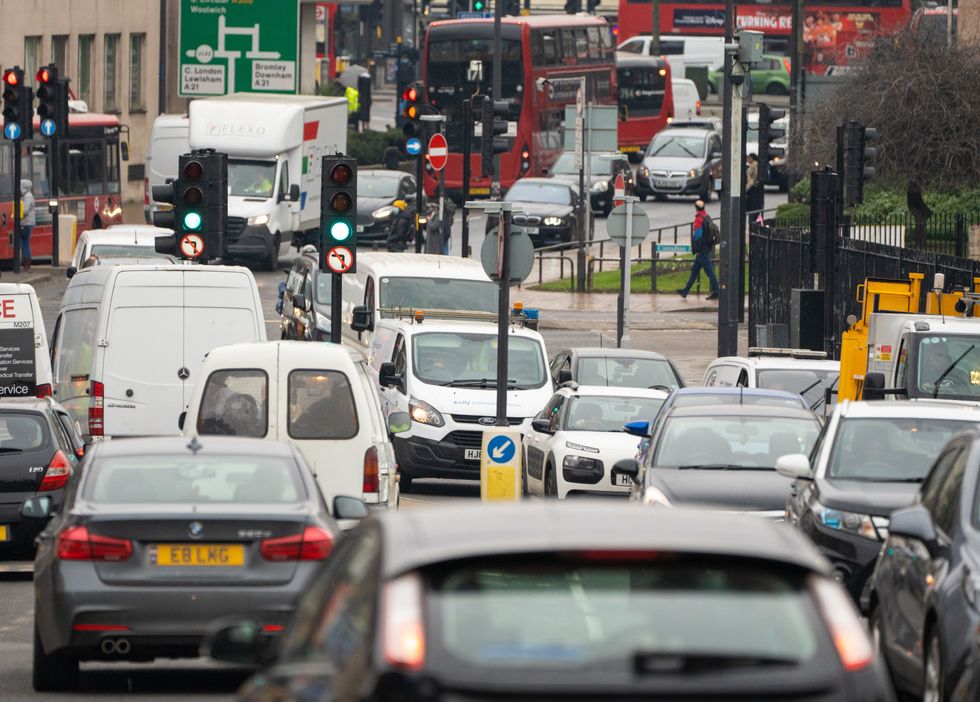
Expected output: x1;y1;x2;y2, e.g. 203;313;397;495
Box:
464;449;482;461
150;543;245;567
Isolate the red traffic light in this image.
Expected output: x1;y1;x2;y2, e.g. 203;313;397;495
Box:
329;163;353;185
404;87;418;102
36;68;50;83
3;70;18;86
183;160;204;179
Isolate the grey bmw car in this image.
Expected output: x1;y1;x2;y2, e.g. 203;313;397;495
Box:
31;436;361;692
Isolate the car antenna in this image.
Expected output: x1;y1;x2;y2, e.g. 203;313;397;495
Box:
187;436;203;454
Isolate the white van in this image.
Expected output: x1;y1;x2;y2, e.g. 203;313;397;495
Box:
67;224;174;277
618;35;724;79
0;284;53;399
144;114;189;224
671;78;702;121
343;252;499;350
368;313;552;492
182;341;403;511
50;265;266;440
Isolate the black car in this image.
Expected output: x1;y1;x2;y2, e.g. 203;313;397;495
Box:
547;151;634;216
866;426;980;702
279;246;332;342
0;399;81;558
208;502;893;701
635;126;723;202
614;403;821;516
31;436;365;692
355;169;419;242
490;178;579;248
550;346;684;390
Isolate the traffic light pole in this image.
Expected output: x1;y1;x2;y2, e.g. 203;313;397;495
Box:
717;30;742;356
331;274;343;343
12;148;21;274
495;204;511;427
415;142;425;253
492;0;502;196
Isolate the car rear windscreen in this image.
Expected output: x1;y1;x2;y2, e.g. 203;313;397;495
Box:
83;455;306;504
426;556;822;676
0;414;48;451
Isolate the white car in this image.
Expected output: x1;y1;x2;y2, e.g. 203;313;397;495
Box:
67;224;174;278
523;384;668;499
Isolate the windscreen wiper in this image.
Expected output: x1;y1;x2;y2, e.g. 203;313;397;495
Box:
931;345;975;398
677;464;742;470
439;378;518;389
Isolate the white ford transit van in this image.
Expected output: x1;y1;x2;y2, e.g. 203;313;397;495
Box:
50;265;266;440
182;341;402;510
368;313;551;492
0;284;53;399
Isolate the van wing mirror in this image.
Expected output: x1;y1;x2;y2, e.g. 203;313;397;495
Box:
293;293;308;312
351;305;374;333
289;184;300;202
66;266;77;279
379;362;403;391
556;368;573;385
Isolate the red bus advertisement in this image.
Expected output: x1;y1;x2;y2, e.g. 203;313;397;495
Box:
423;15;618;198
617;55;674;157
0;112;125;262
616;0;912;74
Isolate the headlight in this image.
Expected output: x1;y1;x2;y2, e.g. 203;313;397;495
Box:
591;180;609;193
642;486;672;507
543;216;564;226
315;311;330;332
409;397;444;427
565;441;599;453
563;454;603;472
247;213;270;226
372;205;397;221
688;168;702;178
813;500;882;540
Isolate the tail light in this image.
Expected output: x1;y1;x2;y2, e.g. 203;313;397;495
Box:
363;446;380;493
144;178;150;208
36;383;52;399
383;572;425;670
57;525;132;561
88;380;104;437
39;450;73;492
783;57;792;74
260;526;333;561
520;144;531;176
695;100;702;116
811;576;873;671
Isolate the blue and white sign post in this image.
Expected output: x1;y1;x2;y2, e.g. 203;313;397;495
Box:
480;429;523;501
405;137;422;157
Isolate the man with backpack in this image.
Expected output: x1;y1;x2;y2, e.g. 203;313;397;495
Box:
677;199;719;301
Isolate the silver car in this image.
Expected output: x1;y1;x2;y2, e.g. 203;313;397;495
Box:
30;436;365;692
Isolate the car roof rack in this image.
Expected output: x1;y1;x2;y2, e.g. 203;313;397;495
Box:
379;307;532;328
748;346;829;360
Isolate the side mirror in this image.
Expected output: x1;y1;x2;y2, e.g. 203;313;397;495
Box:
21;495;53;519
289;183;300;202
379;362;403;391
120;141;130;162
623;420;650;438
351;304;374;333
66;266;77;279
711;150;722;159
556;368;572;385
775;453;812;480
610;458;640;484
387;411;411;436
863;372;886;401
178;411;186;431
293;293;308;312
333;495;369;520
889;504;940;557
203;619;271;666
531;417;554;434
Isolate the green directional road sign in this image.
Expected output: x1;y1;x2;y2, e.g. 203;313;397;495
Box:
178;0;299;97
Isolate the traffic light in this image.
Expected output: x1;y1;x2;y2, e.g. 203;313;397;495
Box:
153;150;227;260
320;156;357;275
2;67;33;141
480;97;511;178
472;0;486;10
757;103;786;183
402;82;422;137
843;121;877;207
565;0;582;13
35;64;68;139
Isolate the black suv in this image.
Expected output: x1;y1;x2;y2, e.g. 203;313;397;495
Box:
279;247;333;342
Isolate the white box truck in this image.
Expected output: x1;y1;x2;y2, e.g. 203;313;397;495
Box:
188;93;348;270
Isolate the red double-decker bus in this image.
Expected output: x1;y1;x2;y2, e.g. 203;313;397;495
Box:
422;14;618;198
616;0;912;74
0;112;125;262
616;54;674;158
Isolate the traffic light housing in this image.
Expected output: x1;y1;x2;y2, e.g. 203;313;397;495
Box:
502;0;520;14
320;156;357;275
843;121;876;207
2;67;33;141
35;64;68;139
153;150;228;260
480;97;511;178
757;103;786;183
402;82;422;138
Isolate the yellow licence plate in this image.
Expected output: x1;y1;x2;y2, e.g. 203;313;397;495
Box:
621;146;641;153
0;525;8;541
151;543;244;567
470;187;490;195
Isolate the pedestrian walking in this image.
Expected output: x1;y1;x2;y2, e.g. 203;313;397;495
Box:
746;153;765;214
425;205;445;255
440;200;456;255
20;179;35;272
383;142;402;171
386;201;415;252
677;199;719;301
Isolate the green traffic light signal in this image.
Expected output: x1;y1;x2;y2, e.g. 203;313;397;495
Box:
329;221;353;242
183;211;203;231
474;0;485;9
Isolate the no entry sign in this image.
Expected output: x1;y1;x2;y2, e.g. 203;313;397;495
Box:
428;133;448;171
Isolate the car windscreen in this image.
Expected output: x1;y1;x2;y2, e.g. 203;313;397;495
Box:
412;332;546;389
83;455;306;504
360;176;401;199
577;356;680;389
827;417;972;482
552;153;617;176
672;393;805;410
646;134;705;159
653;415;820;469
564;396;665;432
915;335;980;401
379;276;498;314
426;555;823;677
90;244;155;259
756;369;838;408
505;182;572;206
228;159;276;199
0;414;48;452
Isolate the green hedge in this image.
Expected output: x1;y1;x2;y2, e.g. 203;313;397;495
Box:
347;128;407;167
780;178;980;222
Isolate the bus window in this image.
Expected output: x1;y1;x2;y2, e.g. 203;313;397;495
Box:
575;29;590;61
561;29;577;63
29;144;51;197
533;29;559;65
105;141;120;194
588;27;601;60
85;142;104;195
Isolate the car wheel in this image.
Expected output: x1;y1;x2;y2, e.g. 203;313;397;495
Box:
33;624;78;692
922;629;944;702
766;82;789;96
545;463;559;499
263;234;281;272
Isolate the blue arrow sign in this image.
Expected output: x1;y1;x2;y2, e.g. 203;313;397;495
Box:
40;119;57;137
487;435;516;464
406;137;422;156
3;122;21;141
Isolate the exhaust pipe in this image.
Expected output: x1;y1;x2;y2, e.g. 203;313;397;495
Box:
115;638;131;655
99;638;132;655
100;638;117;655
